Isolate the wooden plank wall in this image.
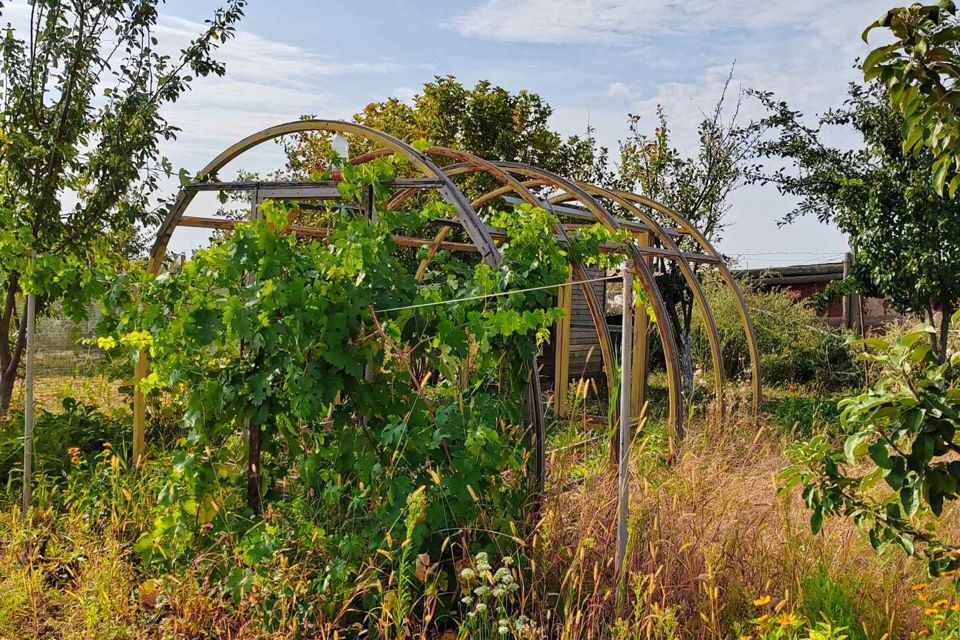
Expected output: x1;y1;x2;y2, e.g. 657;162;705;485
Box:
542;266;608;384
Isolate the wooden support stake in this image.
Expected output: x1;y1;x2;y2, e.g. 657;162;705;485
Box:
21;292;36;514
615;264;633;592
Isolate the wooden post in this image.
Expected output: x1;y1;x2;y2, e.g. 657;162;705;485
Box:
21;291;36;514
133;351;146;466
615;264;633;590
553;267;573;417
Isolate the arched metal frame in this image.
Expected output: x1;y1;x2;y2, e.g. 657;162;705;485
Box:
134;119;762;486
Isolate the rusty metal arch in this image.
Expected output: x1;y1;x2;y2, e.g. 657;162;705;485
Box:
610;190;762;417
351;147;618;396
487;161;685;447
134;121;547;497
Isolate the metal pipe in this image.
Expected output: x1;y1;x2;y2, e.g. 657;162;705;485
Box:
22;291;36;514
615;264;633;587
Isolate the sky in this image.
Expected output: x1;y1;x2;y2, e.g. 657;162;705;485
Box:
4;0;894;267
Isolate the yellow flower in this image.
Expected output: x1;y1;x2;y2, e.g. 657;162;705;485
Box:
96;336;118;351
70;455;80;465
913;583;930;591
950;604;960;612
777;613;799;627
935;599;949;609
103;441;112;449
738;636;753;640
66;446;80;456
924;607;940;616
754;614;769;624
918;593;930;603
753;595;772;607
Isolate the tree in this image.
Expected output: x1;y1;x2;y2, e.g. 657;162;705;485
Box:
618;73;758;389
284;76;613;188
0;0;246;413
862;1;960;196
753;81;960;362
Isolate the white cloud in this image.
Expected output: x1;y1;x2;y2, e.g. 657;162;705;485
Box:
448;0;888;44
605;81;631;100
392;86;418;103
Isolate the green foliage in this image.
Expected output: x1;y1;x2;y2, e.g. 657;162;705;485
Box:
862;1;960;196
798;567;865;640
0;397;128;488
619;80;761;386
284;75;613;187
783;314;960;576
754;81;960;361
98;161;570;626
690;273;855;387
0;0;247;412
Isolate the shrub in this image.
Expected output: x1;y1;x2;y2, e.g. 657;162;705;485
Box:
0;397;129;489
690;272;856;388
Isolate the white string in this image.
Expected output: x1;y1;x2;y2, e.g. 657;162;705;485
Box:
374;274;620;314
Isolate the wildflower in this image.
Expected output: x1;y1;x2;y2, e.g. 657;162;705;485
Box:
754;614;769;624
924;607;940;616
492;587;506;598
461;596;474;605
474;586;489;597
913;583;930;591
776;613;799;627
103;441;112;450
70;455;80;465
66;446;80;457
503;557;513;566
475;603;487;613
935;599;949;609
918;593;930;603
460;567;476;581
739;636;753;640
952;604;960;612
498;626;509;636
753;595;772;607
96;336;117;351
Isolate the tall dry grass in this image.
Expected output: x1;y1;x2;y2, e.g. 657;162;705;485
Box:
531;409;933;639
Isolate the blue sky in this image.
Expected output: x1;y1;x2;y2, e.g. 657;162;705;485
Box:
6;0;895;266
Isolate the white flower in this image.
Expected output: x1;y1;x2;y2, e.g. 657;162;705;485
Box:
508;582;519;592
474;586;489;597
460;567;476;581
461;596;474;605
492;587;506;598
498;626;510;635
475;602;488;613
503;557;514;566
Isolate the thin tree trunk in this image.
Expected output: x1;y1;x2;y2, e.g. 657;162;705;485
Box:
937;302;955;364
0;296;29;416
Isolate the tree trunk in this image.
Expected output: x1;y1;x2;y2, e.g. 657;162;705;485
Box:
937;302;955;364
0;286;28;416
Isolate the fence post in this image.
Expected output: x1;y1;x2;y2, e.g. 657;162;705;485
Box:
22;291;36;514
615;263;633;595
842;252;852;331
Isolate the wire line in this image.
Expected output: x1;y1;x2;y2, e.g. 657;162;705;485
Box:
374;274;620;314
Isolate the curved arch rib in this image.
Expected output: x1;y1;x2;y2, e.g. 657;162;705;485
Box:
377;148;619;398
611;191;762;417
135;123;549;498
489;162;685;450
550;185;726;415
